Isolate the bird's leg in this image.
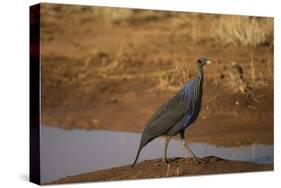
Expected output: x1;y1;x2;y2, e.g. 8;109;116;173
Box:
180;131;205;164
182;141;202;164
163;136;171;163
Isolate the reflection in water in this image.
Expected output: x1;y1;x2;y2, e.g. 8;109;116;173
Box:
41;125;273;183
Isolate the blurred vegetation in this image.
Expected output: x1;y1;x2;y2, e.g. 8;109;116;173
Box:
92;7;133;22
214;16;273;48
41;3;273;98
41;4;274;48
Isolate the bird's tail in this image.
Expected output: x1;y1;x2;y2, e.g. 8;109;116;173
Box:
131;136;148;167
131;145;142;167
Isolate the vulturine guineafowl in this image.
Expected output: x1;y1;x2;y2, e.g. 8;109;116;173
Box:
132;57;211;166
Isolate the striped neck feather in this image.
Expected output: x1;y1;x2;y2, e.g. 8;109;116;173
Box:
177;66;204;102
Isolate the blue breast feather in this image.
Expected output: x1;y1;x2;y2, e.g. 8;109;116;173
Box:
178;80;197;129
182;104;195;129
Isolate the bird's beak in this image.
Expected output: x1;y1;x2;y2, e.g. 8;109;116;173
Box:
206;60;211;64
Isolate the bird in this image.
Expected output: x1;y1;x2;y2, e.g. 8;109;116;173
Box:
230;61;244;80
131;57;211;166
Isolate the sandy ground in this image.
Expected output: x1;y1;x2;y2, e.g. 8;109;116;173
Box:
46;156;273;185
39;4;274;184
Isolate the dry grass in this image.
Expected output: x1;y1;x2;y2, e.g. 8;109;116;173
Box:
153;54;192;92
80;40;128;78
103;39;127;71
222;60;270;102
213;15;273;96
214;16;273;47
43;4;273;95
92;7;132;22
226;62;249;94
41;3;133;23
79;48;193;93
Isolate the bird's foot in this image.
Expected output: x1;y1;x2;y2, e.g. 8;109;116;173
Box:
194;157;208;164
163;157;181;164
163;158;169;164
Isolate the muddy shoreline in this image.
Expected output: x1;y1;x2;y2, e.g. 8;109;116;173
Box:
46;156;273;185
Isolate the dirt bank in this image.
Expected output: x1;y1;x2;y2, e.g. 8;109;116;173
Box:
46;156;273;185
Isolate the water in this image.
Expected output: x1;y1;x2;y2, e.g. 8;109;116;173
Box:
40;125;273;183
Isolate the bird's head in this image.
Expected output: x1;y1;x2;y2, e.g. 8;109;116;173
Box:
197;57;211;68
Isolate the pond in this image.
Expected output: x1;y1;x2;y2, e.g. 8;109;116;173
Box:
40;125;273;183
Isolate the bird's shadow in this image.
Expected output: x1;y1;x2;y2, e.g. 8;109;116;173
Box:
167;156;224;164
167;157;182;163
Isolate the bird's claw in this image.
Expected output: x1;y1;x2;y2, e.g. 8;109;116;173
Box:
195;158;208;164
